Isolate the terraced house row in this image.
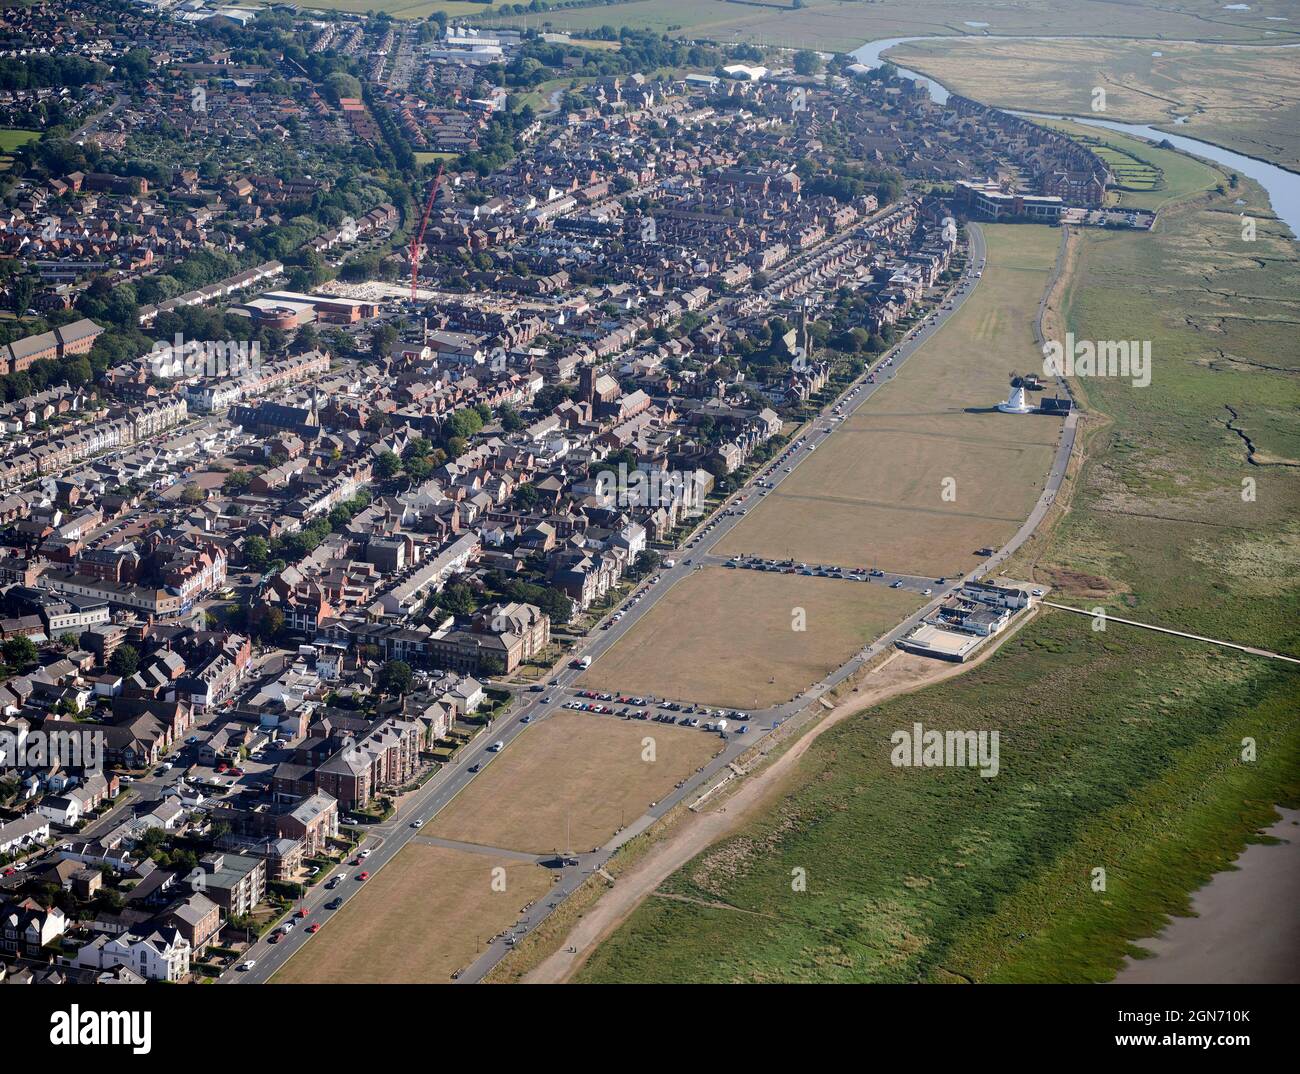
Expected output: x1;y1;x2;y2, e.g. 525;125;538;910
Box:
0;396;188;489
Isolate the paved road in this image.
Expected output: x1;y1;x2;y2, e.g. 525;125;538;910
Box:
230;223;1083;985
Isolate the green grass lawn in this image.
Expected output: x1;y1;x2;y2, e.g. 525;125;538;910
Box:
0;129;39;152
577;617;1299;983
484;0;1288;51
1033;118;1222;212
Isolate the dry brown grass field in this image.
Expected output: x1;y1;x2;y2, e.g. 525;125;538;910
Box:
716;223;1064;578
272;843;552;983
578;566;923;708
430;710;723;853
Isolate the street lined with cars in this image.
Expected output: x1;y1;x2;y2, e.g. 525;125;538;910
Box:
228;231;998;986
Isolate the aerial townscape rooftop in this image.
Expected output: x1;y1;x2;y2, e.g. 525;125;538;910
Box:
0;0;1294;1054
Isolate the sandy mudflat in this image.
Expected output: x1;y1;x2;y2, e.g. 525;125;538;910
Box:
1114;807;1300;984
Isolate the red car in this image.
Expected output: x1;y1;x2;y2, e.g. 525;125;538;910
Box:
307;923;321;934
269;933;282;944
357;871;370;881
350;857;363;866
296;908;310;918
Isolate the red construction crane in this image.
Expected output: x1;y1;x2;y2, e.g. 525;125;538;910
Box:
409;161;445;303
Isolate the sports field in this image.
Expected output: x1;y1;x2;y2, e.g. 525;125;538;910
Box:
715;224;1064;578
273;843;552;983
0;129;39;152
578;567;923;709
430;710;723;853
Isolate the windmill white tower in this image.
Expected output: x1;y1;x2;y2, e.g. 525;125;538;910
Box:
997;372;1035;414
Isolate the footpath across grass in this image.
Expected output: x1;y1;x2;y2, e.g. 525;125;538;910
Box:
573;158;1300;984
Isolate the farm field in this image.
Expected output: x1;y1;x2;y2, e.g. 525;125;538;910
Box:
571;142;1300;985
886;37;1300;171
430;710;724;853
484;0;1288;52
290;0;493;17
716;223;1063;578
272;843;552;983
578;567;923;709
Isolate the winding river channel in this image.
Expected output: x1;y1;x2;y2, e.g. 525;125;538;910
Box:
850;35;1300;237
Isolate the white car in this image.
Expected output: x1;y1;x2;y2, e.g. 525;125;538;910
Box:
239;960;257;972
410;820;424;829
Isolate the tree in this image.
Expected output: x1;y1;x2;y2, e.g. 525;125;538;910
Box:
403;454;433;481
374;450;401;480
324;71;363;105
377;660;413;696
498;403;524;432
9;275;34;316
223;470;253;494
243;535;270;570
514;483;540;510
255;607;284;643
3;635;36;669
370;323;398;360
793;50;822;76
109;644;139;678
634;550;661;576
